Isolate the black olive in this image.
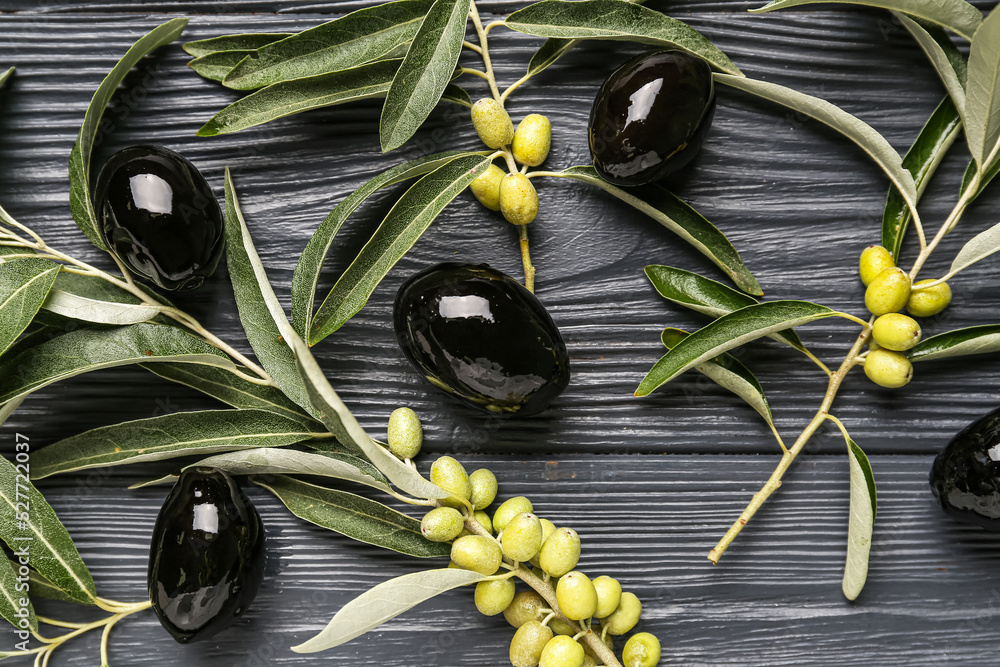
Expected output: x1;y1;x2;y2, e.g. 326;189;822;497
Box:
588;50;716;186
929;406;1000;530
148;467;265;643
94;145;224;291
393;263;570;416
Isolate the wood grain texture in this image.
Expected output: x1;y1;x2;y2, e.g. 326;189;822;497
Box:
1;1;1000;664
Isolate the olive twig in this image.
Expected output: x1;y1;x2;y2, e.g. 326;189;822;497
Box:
461;67;491;81
500;71;535;105
909;171;980;280
469;2;502;102
462;39;483;54
518;224;536;292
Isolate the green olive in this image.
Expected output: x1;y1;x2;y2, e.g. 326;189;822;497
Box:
871;313;922;351
556;571;598;621
504;590;547;628
469;163;505;211
539;527;581;577
420;506;464;542
591;575;622;618
512;114;552;167
539;635;585;667
500;173;539;225
907;279;952;317
450;535;503;575
859;245;895;286
472;510;494;535
623;632;661;667
503;512;544;562
510;620;555;667
471;98;514;149
430;456;472;508
469;468;499;510
603;591;642;635
865;267;911;316
864;348;913;388
475;578;516;616
531;518;558;567
494;496;534;533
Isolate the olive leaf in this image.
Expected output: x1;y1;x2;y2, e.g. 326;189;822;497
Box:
188;51;255;82
842;437;876;601
226;169;449;502
440;83;472;108
30;409;329;480
960;152;1000;200
908;323;1000;361
182;33;292;58
750;0;982;41
965;7;1000;168
0;456;97;605
894;13;967;116
292;568;490;653
41;271;160;326
938;219;1000;280
554;166;762;296
714;74;919;219
0;257;60;357
379;0;473;152
635;300;836;397
199;59;403;137
68;17;188;252
0;555;36;634
254;475;449;558
643;265;807;351
291;150;477;340
142;362;317;425
0;398;23;429
309;154;491;343
505;0;742;76
4;561;87;605
661;327;774;429
0;67;12;88
222;0;433;91
0;322;234;405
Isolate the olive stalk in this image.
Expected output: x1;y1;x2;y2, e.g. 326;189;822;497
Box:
17;601;152;666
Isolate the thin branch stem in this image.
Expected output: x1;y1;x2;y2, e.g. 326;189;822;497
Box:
518;224;535;293
462;39;482;54
461;67;490;80
469;2;502;102
483;20;506;36
500;71;533;105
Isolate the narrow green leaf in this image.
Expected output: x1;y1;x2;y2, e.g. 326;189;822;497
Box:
31;409;327;480
41;271;160;326
440;83;472;107
0;67;12;89
843;437;877;601
255;475;449;557
188;50;254;82
555;166;762;295
715;74;919;218
635;300;835;396
379;0;473;152
0;398;23;428
643;265;806;351
882;96;962;260
909;323;1000;361
750;0;982;41
226;170;448;501
661;327;773;426
0;258;60;357
965;8;1000;167
961;153;1000;200
291;150;474;340
0;556;36;634
6;562;84;605
0;322;233;405
223;0;433;90
310;154;490;342
0;457;96;605
505;0;742;76
68;18;188;252
945;219;1000;278
292;568;488;653
894;13;967;115
142;362;317;425
182;33;292;58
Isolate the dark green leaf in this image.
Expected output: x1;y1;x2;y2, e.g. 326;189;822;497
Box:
3;561;83;605
636;300;835;396
199;59;401;137
965;7;1000;167
379;0;473;152
182;33;291;58
0;556;36;634
0;456;96;605
68;18;188;252
0;398;22;429
255;475;450;557
440;83;472;107
961;153;1000;200
188;50;254;82
909;323;1000;361
310;154;490;342
42;270;160;326
555;166;762;295
843;436;876;601
223;0;433;90
0;258;60;357
291;151;475;340
0;322;233;405
505;0;742;76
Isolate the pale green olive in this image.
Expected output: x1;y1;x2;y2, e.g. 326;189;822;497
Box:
471;98;514;149
503;512;544;563
475;578;516;616
592;575;622;618
473;510;494;535
430;455;471;507
872;313;922;351
907;279;952;317
510;620;554;667
865;267;911;316
504;590;547;628
623;632;661;667
500;173;539;225
512;114;552;167
539;527;581;577
470;163;504;211
864;348;913;388
469;468;499;510
420;506;464;542
556;571;598;621
494;496;534;533
603;591;642;635
859;245;895;286
539;635;585;667
450;535;503;575
386;406;422;459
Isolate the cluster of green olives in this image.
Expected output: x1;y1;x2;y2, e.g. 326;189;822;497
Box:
857;245;952;388
468;98;551;226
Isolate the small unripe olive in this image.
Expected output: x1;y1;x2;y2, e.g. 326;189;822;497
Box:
503;512;544;562
539;635;585;667
470;163;504;211
475;578;516;616
603;591;642;635
473;510;494;535
865;267;911;316
864;349;913;388
907;279;952;317
623;632;661;667
592;575;622;618
556;571;598;621
539;527;581;577
420;506;464;542
451;535;503;575
500;173;539;225
471;98;514;149
505;590;547;628
581;657;597;667
859;245;895;286
430;456;471;507
872;313;922;351
510;620;554;667
531;518;558;567
548;617;578;636
512;114;552;167
386;407;422;459
494;496;534;533
469;468;499;510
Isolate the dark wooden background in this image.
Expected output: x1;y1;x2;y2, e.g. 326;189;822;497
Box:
2;0;1000;664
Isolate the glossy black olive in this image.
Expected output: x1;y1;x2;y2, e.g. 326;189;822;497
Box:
930;406;1000;530
589;50;716;186
94;145;224;291
393;263;570;416
148;467;265;643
